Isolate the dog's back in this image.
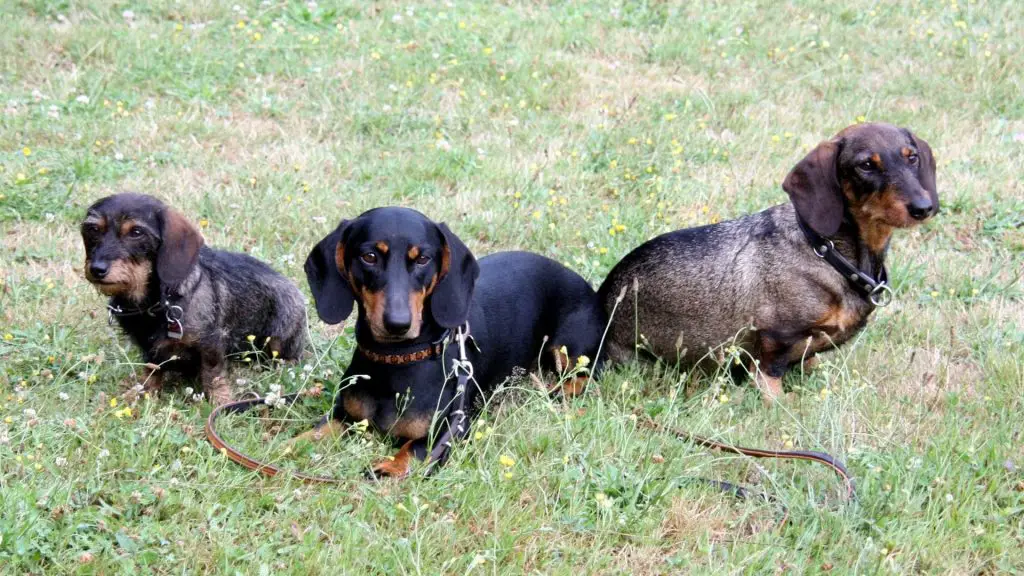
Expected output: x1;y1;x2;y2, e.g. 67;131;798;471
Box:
195;247;307;359
471;251;606;382
598;204;827;364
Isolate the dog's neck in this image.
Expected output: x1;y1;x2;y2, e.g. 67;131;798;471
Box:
831;216;888;279
111;277;164;310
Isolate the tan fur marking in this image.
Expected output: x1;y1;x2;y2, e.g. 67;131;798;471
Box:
84;214;107;233
844;182;904;252
753;368;783;404
407;246;420;261
87;259;152;303
901;147;913;158
342;393;374;421
816;303;861;334
119;218;139;237
550;376;588;398
391;415;431;440
335;242;346;275
870;153;882;169
360;287;388;340
372;440;416;478
406;274;437;340
291;419;345;444
440;243;451;279
375;241;389;255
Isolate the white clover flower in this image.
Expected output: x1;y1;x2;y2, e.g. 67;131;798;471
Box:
58;392;69;401
75;95;90;104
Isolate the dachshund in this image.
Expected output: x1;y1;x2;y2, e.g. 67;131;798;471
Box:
81;193;307;404
301;206;606;477
598;122;938;402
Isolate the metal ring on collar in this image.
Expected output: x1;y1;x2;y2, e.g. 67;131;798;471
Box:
166;305;184;321
869;283;894;307
813;239;834;258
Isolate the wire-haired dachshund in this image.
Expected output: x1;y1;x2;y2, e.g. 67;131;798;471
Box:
301;207;606;477
598;122;938;402
80;193;307;404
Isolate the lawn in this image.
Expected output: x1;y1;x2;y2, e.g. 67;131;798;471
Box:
1;0;1023;573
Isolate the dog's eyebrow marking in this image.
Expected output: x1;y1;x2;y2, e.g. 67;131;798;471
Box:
901;147;914;158
870;153;883;169
375;241;389;254
119;218;139;236
407;246;420;260
83;213;107;231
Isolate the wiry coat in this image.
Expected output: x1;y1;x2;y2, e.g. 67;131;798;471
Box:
598;123;938;400
599;203;872;365
81;193;307;404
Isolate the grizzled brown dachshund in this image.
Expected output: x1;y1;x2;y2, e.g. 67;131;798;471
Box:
80;193;307;404
598;122;938;402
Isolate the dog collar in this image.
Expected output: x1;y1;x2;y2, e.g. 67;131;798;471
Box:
106;295;186;339
357;329;453;366
797;218;893;307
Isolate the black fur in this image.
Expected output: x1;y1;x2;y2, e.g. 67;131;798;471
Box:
303;207;606;474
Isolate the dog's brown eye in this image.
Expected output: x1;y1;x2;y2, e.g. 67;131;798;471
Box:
128;227;145;238
361;252;378;265
415;255;431;266
907;153;919;165
859;160;874;171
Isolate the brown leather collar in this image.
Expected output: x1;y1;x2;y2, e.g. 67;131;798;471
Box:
357;329;452;365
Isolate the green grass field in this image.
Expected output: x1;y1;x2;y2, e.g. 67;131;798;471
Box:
2;0;1023;573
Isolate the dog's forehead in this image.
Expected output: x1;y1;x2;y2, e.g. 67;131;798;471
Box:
87;194;164;222
353;208;437;244
839;123;909;155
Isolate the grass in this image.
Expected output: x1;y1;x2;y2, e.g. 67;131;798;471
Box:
1;0;1023;573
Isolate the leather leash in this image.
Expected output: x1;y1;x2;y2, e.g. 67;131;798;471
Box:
636;410;855;526
206;325;474;483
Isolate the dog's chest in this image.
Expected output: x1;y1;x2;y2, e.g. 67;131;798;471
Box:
341;378;449;441
811;300;872;348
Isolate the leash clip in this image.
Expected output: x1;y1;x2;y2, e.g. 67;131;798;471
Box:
106;304;121;326
869;283;893;307
165;304;184;340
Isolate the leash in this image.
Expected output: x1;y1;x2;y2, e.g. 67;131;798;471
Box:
206;324;474;483
636;410;855;526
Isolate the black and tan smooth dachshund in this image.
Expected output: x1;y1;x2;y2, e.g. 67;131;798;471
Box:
302;206;606;477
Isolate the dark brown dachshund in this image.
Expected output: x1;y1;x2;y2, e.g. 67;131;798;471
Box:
598;123;938;401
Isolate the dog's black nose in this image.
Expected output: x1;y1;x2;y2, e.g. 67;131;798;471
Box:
383;311;412;335
907;197;935;220
89;260;110;280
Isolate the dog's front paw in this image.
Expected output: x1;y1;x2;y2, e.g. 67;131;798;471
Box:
369;441;416;480
206;377;234;406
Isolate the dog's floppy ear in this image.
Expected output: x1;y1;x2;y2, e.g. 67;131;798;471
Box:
304;220;354;325
157;208;204;292
783;139;845;237
905;128;938;206
430;223;479;329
